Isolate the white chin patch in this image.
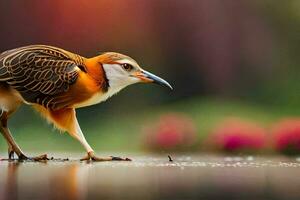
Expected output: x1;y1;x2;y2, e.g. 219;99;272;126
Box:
102;64;139;96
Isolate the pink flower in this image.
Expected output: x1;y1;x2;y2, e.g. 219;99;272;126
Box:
273;118;300;155
143;113;197;151
210;118;267;152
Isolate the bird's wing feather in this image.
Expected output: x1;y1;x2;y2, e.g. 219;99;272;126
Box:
0;45;85;110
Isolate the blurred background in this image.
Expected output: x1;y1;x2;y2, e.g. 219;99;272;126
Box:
0;0;299;155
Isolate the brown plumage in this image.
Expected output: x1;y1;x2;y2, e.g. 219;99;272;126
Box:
0;45;172;161
0;45;86;109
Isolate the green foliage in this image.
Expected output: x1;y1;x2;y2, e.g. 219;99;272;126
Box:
1;97;298;154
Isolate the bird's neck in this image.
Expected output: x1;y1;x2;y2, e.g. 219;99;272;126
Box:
84;57;109;92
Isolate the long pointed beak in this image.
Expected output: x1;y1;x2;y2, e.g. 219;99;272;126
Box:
132;70;173;90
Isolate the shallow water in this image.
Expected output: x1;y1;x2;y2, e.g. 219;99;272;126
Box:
1;154;300;200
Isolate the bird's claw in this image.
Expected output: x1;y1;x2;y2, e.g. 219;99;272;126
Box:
80;152;132;162
110;156;132;161
18;154;49;161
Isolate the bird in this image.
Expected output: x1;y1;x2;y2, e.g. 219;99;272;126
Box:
0;45;172;161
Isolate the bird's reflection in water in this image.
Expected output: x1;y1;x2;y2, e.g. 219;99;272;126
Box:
0;161;90;200
2;161;20;200
48;163;89;200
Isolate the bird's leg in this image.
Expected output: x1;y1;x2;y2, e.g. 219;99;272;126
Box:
0;111;48;161
0;110;13;159
47;108;131;162
0;127;48;161
75;130;132;161
71;113;131;162
7;142;14;160
0;111;25;160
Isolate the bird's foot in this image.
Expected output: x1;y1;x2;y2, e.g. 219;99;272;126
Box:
6;144;49;161
18;153;49;161
80;151;132;162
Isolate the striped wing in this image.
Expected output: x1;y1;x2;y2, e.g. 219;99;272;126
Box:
0;45;85;110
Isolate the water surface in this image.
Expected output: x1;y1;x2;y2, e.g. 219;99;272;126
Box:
1;154;300;200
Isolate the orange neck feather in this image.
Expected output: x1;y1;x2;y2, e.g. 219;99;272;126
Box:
84;57;109;92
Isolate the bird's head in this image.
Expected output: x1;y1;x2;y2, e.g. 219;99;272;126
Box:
97;52;172;92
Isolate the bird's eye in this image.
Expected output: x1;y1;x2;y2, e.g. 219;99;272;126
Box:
121;63;133;71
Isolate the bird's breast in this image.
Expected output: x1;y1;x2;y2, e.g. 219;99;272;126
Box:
73;86;122;108
73;92;105;108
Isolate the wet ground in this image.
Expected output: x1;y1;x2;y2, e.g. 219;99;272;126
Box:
1;154;300;200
